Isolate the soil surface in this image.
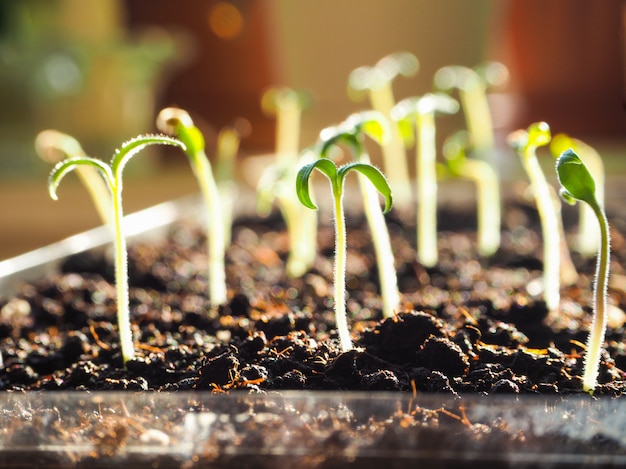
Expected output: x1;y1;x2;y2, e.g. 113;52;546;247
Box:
2;194;626;467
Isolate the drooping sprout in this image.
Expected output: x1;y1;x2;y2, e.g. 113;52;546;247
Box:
551;133;605;256
442;131;501;256
556;149;611;394
507;122;564;310
49;134;185;364
348;52;419;210
257;87;317;277
392;92;459;267
156;107;227;306
35;130;112;225
434;62;509;166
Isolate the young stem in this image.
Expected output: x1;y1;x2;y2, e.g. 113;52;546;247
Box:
191;151;228;306
460;81;494;162
332;189;352;352
416;111;438;267
522;147;560;310
458;159;501;256
356;152;399;318
583;201;610;393
112;182;134;364
369;85;412;210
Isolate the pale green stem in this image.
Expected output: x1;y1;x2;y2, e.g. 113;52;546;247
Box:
112;182;134;364
192;151;228;306
76;167;113;225
416;112;438;267
583;201;610;393
369;85;412;210
333;191;352;352
460;83;494;162
458;159;501;256
280;195;317;278
550;187;578;286
522;148;560;310
275;99;301;166
356;152;399;318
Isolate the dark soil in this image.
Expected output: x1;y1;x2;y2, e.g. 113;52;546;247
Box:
2;195;626;467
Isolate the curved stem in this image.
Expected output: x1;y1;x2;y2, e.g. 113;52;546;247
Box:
192;151;228;306
522;148;560;310
583;202;610;393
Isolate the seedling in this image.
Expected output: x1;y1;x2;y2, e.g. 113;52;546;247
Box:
348;52;419;210
507;122;564;310
316;111;400;319
556;149;610;394
215;119;250;249
392;92;459;267
156;108;228;306
258;87;317;278
442;131;501;256
434;62;508;165
35;130;112;224
296;158;392;352
551;134;605;256
48;134;185;364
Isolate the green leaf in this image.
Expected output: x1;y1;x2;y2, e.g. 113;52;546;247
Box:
556;149;597;205
296;158;338;210
48;156;112;200
354;111;390;145
339;162;393;213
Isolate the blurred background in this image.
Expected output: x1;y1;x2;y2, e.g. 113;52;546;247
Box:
0;0;624;259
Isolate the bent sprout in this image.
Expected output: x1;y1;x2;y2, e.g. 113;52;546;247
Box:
48;134;185;364
392;92;459;267
556;149;610;394
157;108;228;306
296;158;392;352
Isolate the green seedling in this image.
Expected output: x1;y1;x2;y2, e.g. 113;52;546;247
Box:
156;107;228;306
296;158;392;352
258;87;317;278
507;122;567;310
556;149;610;394
442;131;501;256
316;111;400;319
215;119;249;249
35;129;112;224
48;134;185;364
392;92;459;267
434;62;508;165
551;134;605;256
348;52;419;210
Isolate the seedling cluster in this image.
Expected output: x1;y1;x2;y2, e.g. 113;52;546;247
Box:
33;51;613;394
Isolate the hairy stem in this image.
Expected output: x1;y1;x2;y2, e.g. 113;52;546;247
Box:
333;191;352;352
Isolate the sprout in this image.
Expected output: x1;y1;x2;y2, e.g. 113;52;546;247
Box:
156;107;228;306
434;62;509;165
551;134;605;256
392;92;459;267
556;149;610;394
348;52;419;210
48;134;185;364
215;118;250;249
296;158;392;352
35;130;112;225
316;111;400;319
507;122;566;310
442;131;501;256
258;87;317;278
